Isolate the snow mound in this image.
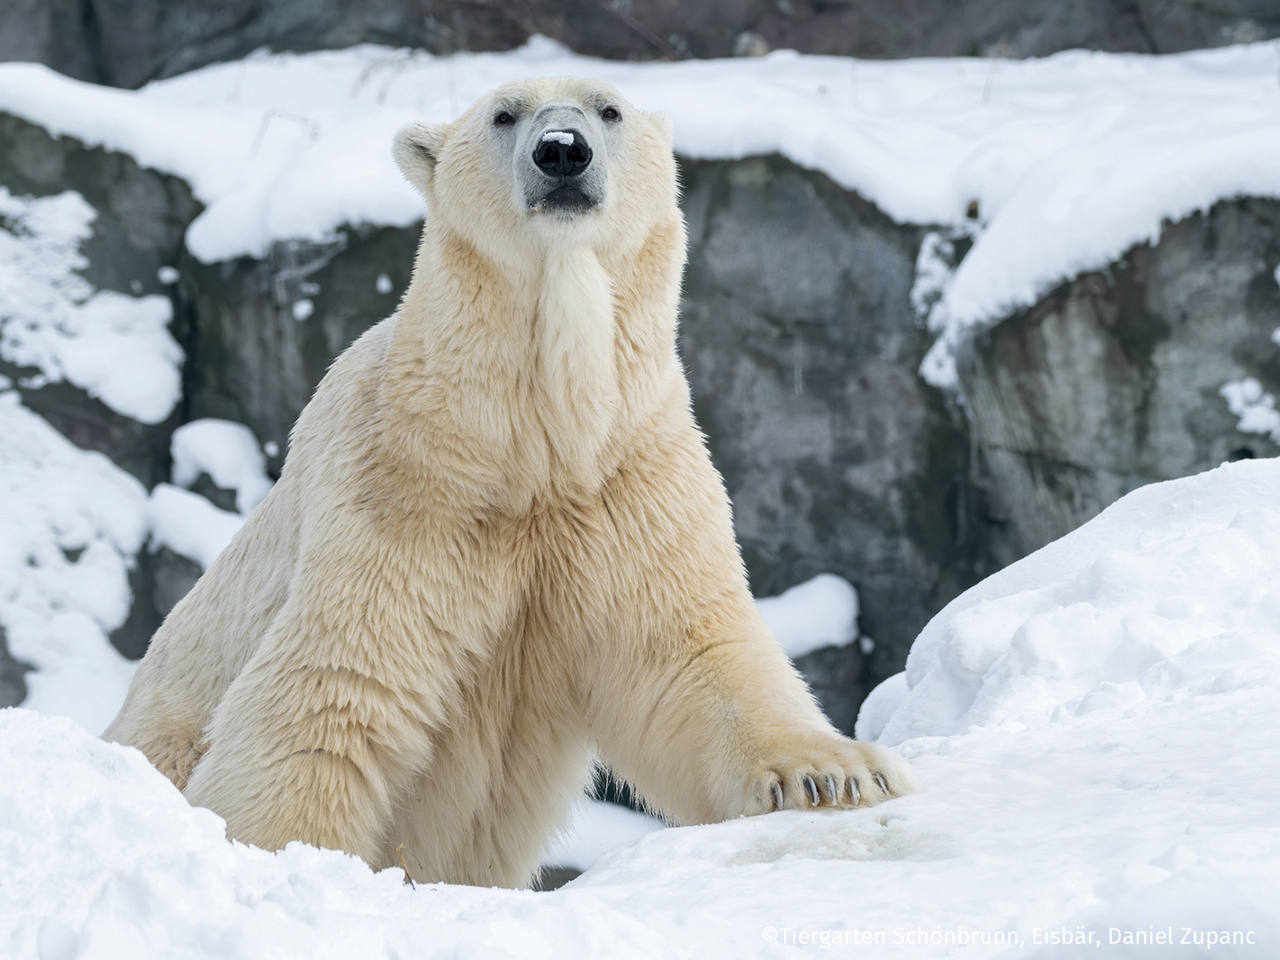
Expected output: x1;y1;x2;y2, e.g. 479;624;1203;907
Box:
0;709;676;959
171;419;274;514
755;572;859;658
865;457;1280;745
0;188;182;424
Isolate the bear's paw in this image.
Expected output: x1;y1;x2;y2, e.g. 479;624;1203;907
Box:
743;738;920;815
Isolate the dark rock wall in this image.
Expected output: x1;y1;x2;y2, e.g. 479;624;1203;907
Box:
0;625;31;709
965;199;1280;566
175;228;416;474
678;158;991;692
2;0;1276;88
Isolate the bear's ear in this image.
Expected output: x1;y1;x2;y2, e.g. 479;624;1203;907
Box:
393;122;447;195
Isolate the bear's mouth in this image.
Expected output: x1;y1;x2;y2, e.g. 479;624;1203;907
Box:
531;184;598;215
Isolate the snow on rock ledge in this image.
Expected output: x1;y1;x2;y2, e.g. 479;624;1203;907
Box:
863;457;1280;745
0;188;183;425
0;393;145;735
3;38;1280;381
756;572;859;659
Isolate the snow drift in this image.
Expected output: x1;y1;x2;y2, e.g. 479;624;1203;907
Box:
3;459;1278;957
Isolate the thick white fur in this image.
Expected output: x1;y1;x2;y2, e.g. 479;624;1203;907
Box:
104;77;919;888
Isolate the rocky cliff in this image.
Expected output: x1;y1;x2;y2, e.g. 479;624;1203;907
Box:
2;0;1277;88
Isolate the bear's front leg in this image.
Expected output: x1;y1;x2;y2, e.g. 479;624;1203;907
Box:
588;595;919;824
584;434;919;825
180;549;460;865
183;641;433;864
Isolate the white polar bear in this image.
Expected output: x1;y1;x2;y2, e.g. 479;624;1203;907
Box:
104;77;919;888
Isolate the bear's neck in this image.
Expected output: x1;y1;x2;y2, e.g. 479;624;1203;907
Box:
386;219;685;508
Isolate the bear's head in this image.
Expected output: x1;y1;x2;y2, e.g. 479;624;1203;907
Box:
393;77;677;263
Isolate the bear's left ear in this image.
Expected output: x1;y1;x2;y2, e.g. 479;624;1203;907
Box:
393;122;447;195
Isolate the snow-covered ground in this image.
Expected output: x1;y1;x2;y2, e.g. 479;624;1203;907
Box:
3;458;1278;958
4;38;1280;385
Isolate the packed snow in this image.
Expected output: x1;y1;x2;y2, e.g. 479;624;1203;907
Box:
541;799;665;872
4;39;1280;382
3;457;1279;956
0;187;182;424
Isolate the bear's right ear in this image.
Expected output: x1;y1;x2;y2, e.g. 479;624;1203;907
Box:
393;122;447;195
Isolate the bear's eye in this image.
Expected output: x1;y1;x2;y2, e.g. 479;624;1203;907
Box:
494;112;515;127
601;106;621;122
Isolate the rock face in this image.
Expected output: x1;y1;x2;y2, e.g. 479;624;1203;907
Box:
678;157;990;700
0;625;30;709
176;228;416;474
2;0;1275;88
963;199;1280;567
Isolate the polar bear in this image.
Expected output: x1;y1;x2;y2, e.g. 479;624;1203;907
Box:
104;77;919;888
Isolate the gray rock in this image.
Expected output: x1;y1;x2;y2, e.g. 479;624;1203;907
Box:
791;643;866;736
0;625;32;709
109;545;204;659
962;198;1280;563
679;157;990;694
2;1;1275;89
534;866;582;890
178;226;415;471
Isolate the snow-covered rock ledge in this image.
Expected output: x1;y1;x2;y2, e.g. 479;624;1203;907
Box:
4;458;1279;957
3;36;1280;384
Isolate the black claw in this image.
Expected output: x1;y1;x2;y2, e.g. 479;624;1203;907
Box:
771;782;784;810
824;775;837;803
848;776;860;804
874;772;889;795
804;775;819;806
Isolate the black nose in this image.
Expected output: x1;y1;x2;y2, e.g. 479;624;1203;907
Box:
534;129;592;177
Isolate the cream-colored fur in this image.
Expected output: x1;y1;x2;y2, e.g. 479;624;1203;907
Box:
104;77;919;888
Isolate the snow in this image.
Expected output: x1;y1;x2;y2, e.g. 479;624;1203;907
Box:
755;572;859;658
3;457;1279;955
4;37;1280;378
0;393;144;736
540;799;665;871
0;188;183;424
541;130;575;145
1219;377;1280;445
0;395;254;737
170;419;274;515
147;484;245;571
868;457;1280;747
